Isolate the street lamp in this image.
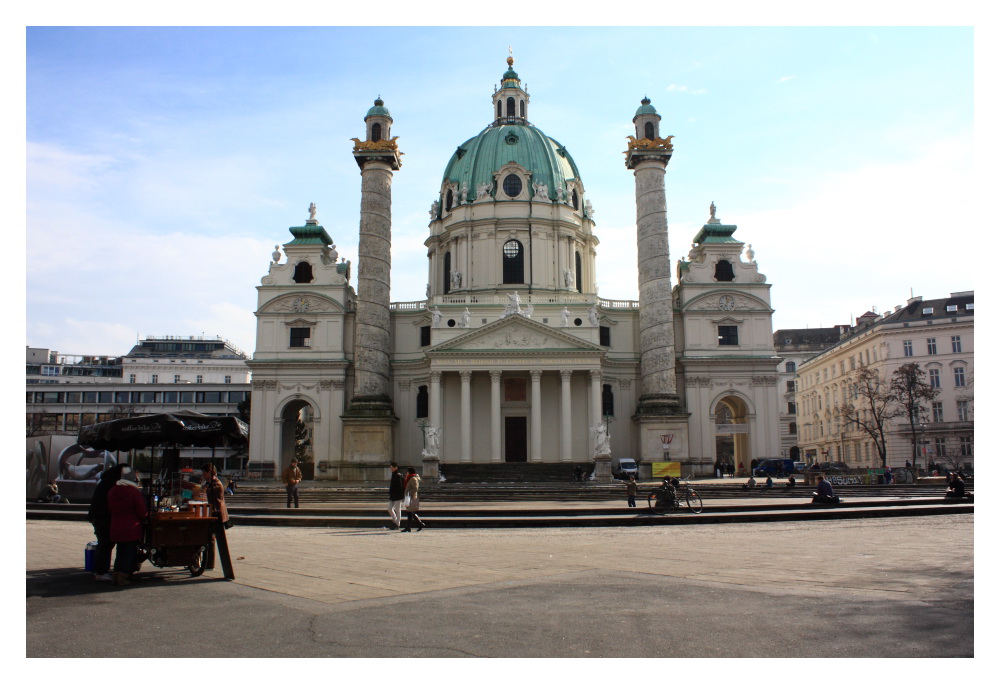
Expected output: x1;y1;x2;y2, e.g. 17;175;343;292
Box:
917;421;927;472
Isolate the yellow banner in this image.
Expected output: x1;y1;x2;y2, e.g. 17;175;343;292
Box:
651;461;681;477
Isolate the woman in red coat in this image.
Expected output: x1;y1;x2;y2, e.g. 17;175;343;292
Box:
107;467;147;586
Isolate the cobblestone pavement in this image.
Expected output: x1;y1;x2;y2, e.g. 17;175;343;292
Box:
27;515;973;660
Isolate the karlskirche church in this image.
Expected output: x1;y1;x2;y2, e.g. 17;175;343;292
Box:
247;56;781;481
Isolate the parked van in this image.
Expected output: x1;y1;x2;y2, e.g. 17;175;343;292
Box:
753;458;796;477
612;458;639;480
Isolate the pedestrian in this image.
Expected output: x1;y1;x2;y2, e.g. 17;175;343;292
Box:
107;466;147;586
727;462;734;478
626;476;638;507
884;467;893;485
764;476;773;488
283;458;302;508
785;475;796;488
812;475;840;504
40;479;68;503
87;464;123;582
905;459;911;469
201;463;232;573
945;472;966;499
401;466;425;532
386;462;404;530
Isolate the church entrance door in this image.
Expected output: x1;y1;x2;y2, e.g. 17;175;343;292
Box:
504;416;527;462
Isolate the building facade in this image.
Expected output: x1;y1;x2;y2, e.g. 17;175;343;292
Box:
794;293;974;470
26;337;250;466
247;57;782;480
772;327;845;462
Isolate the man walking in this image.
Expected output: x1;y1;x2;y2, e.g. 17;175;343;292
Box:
626;476;638;508
387;462;404;530
283;458;302;508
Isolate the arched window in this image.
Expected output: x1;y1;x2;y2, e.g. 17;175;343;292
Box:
502;174;522;198
506;97;515;117
571;189;579;210
416;386;428;419
502;239;524;284
443;251;452;294
445;189;454;212
575;252;582;293
714;259;735;282
519;99;525;118
785;361;796;373
644;121;654;140
497;101;502;119
371;122;382;142
292;261;313;283
602;384;614;417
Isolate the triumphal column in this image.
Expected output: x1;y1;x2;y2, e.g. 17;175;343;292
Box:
625;97;691;467
341;98;402;478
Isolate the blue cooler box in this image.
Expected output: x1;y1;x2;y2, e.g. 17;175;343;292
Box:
84;541;98;572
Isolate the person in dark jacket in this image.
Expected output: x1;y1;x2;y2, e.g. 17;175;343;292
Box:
812;475;840;504
387;462;404;530
88;464;124;581
945;472;966;499
107;466;147;586
202;463;231;572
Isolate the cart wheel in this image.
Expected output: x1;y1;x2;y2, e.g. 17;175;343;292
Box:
188;545;208;577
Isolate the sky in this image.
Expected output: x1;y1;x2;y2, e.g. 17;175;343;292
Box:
24;25;978;358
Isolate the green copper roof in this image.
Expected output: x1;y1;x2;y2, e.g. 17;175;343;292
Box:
366;97;391;118
634;96;658;117
286;224;333;246
443;123;582;202
692;223;739;245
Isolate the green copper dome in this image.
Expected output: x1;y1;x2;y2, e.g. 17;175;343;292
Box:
443;123;582;202
366;97;391;118
634;96;657;117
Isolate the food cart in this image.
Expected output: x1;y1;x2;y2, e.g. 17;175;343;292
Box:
79;410;247;580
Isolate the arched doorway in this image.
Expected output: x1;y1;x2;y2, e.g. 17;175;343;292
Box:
714;395;752;476
279;399;315;479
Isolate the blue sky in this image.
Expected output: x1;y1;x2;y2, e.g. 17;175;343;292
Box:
25;26;976;357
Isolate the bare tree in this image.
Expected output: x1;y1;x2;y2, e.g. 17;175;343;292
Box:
835;365;893;468
889;362;939;471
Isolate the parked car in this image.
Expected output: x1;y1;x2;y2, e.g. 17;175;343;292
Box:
753;458;796;476
809;461;849;472
611;458;639;480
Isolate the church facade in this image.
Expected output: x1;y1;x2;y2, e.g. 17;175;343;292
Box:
247;57;781;480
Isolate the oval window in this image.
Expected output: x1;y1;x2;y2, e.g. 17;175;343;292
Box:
503;174;522;197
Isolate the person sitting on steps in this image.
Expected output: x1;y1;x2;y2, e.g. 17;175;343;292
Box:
812;475;840;504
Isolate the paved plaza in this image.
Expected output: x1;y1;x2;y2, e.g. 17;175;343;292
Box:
27;514;973;660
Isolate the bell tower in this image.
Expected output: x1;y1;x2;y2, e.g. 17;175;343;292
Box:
492;50;530;124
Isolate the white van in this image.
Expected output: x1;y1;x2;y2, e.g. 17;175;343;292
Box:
612;458;639;480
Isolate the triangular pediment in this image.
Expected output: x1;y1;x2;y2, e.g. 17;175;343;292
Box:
429;315;604;354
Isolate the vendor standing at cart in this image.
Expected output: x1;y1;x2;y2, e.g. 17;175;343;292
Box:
201;463;231;573
108;466;147;586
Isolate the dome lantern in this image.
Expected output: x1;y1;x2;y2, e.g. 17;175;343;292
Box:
492;51;530;124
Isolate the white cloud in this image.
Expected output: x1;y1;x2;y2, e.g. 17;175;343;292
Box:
27;142;116;192
778;75;797;83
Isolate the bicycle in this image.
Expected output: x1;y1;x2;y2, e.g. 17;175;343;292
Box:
646;476;703;514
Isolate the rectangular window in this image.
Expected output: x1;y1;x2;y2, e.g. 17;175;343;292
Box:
953;366;966;387
599;326;611;347
151;374;158;384
928;368;940;389
903;340;913;357
946;305;958;312
849;357;856;370
65;392;81;403
224;375;232;384
960;436;973;457
290;327;311;348
41;366;60;376
196;375;203;384
174;374;181;383
180;391;195;403
786;381;795;392
956;400;969;422
140;392;160;403
163;391;178;403
787;402;796;415
416;385;428;419
98;392;112;403
931;401;943;422
935;437;947;458
927;338;937;355
922;307;933;315
419;326;431;347
717;325;738;346
129;374;136;384
951;336;962;353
